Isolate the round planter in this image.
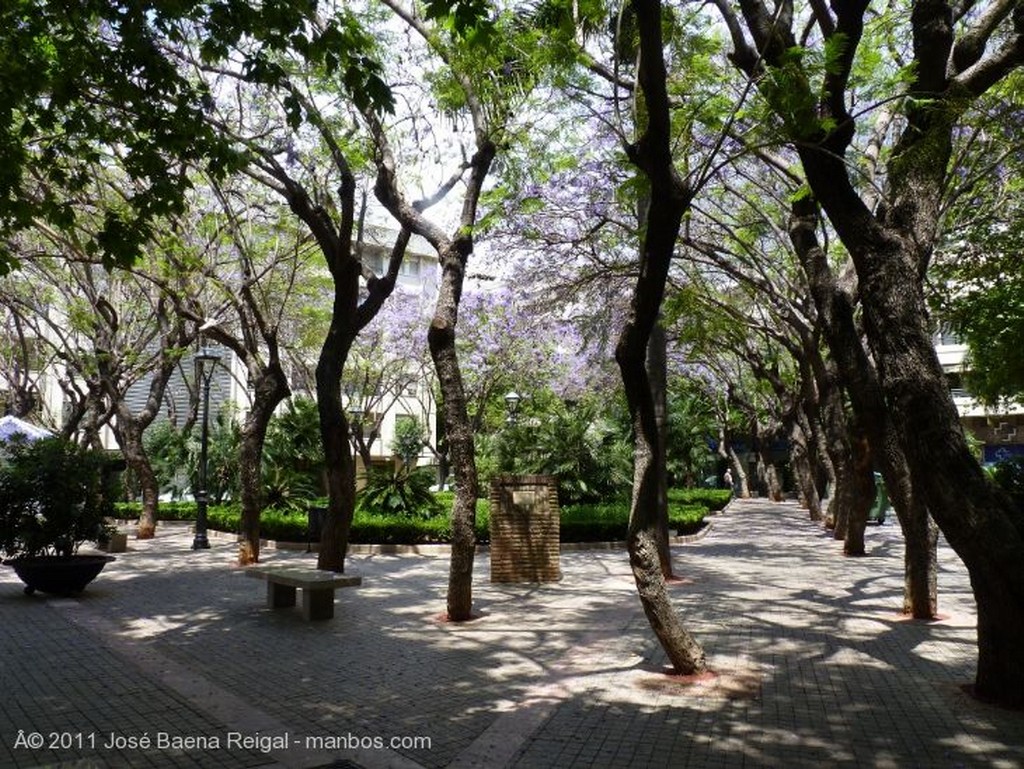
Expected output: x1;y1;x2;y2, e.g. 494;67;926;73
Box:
3;554;116;596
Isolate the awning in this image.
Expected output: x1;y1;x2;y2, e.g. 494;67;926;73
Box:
0;415;53;443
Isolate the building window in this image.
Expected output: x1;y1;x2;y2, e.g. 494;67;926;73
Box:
400;256;420;278
935;324;962;346
364;253;385;275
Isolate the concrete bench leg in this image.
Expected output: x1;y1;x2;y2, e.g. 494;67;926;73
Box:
302;587;335;621
267;582;297;609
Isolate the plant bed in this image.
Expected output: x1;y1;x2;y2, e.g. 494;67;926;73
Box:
4;554;116;596
139;492;713;547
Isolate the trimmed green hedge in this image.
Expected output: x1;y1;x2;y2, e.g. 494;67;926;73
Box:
560;501;707;542
667;488;732;511
115;489;717;545
114;501;490;544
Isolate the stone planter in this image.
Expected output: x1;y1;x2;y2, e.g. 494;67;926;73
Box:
3;555;116;596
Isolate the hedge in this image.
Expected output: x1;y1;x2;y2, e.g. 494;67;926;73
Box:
667;488;732;511
560;501;707;542
114;487;722;546
114;501;489;544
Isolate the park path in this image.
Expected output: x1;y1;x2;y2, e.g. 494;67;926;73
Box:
1;498;1021;769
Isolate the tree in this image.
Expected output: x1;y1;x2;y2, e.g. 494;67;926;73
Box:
0;1;242;275
2;245;191;538
367;0;560;620
931;86;1024;407
169;3;419;572
151;175;312;564
715;0;1024;704
610;0;713;675
671;153;882;551
0;284;50;420
341;284;433;474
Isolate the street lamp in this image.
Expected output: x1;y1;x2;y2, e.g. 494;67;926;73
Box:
502;390;523;474
504;390;522;425
192;346;222;550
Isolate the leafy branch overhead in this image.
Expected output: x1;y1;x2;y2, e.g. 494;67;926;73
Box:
0;0;395;275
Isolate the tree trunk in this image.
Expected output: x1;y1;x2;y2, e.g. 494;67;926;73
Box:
795;138;1024;706
647;321;673;578
717;426;747;496
237;363;290;566
878;297;1024;702
722;439;748;498
903;496;939;617
315;260;361;573
756;449;783;502
790;420;822;520
860;263;1024;703
619;333;706;673
316;364;357;572
790;197;938;613
431;242;480;622
315;364;358;571
843;424;873;557
613;0;707;675
117;420;159;539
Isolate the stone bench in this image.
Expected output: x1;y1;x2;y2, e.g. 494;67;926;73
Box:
246;566;362;621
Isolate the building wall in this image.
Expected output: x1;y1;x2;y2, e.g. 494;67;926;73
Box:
935;335;1024;464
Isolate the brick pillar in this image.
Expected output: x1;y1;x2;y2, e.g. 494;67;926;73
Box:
489;474;561;583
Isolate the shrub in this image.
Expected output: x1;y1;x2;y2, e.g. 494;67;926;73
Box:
499;402;633;504
391;416;428;467
433;492;490;518
262;397;325;500
560;500;707;542
261;466;319;514
0;438;118;558
122;491;711;546
667;487;732;511
357;467;442;519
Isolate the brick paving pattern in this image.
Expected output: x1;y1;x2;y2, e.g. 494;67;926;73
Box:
1;500;1021;768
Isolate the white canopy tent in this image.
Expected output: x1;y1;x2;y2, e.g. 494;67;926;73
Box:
0;415;53;443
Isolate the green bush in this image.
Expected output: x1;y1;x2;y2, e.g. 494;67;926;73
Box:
561;500;707;542
119;490;713;545
262;398;325;503
357;467;442;519
667;487;732;511
496;400;633;504
0;438;119;558
433;492;491;519
114;501;196;521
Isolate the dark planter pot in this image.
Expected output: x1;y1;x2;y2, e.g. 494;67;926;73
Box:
3;555;116;596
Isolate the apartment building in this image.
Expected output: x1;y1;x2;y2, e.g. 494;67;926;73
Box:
936;330;1024;464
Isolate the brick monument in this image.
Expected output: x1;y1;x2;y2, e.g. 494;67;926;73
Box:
489;474;561;583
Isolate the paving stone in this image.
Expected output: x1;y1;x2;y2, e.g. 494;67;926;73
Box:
2;501;1022;768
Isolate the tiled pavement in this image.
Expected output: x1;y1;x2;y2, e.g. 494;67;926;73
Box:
1;499;1021;768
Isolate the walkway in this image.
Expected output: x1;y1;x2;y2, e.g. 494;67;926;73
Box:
1;499;1021;768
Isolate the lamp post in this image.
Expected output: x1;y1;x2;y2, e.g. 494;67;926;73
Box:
503;391;522;474
504;390;521;425
192;346;222;550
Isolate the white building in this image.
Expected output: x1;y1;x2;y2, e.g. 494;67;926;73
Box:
935;330;1024;464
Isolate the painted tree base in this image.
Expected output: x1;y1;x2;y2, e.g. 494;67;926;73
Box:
892;612;950;623
433;611;484;624
638;662;762;700
664;575;695;585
